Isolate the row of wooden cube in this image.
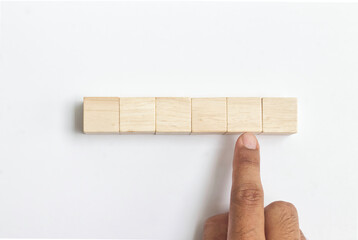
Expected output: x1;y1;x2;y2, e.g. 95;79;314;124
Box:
83;97;297;134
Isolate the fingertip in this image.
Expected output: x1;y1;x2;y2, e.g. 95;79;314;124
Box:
236;132;259;150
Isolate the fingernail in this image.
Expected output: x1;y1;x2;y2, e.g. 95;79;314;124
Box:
242;133;257;150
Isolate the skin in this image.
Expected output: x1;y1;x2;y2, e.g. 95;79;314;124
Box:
203;133;305;240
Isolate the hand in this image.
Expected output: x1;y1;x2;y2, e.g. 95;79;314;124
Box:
203;133;305;240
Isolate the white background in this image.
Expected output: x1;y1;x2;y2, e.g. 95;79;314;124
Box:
0;2;357;240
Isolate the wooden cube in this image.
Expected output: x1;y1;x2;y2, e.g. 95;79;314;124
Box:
120;97;155;133
191;98;227;134
83;97;120;134
227;97;262;134
262;97;297;134
156;97;191;134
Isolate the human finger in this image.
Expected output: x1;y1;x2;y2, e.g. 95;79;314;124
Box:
228;133;265;240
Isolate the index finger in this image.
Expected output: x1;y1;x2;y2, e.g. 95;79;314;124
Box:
228;133;265;240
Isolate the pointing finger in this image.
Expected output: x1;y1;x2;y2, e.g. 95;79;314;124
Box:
228;133;265;240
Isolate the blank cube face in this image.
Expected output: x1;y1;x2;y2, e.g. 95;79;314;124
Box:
262;98;297;134
192;98;227;133
156;97;191;134
83;97;120;133
227;97;262;134
120;97;155;133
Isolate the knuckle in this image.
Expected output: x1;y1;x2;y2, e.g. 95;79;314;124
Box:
266;201;299;232
233;227;257;239
204;213;227;225
238;155;260;167
231;183;263;206
204;216;219;226
267;201;298;215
